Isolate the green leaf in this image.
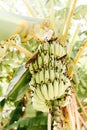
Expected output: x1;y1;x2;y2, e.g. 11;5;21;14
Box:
5;64;31;101
74;5;87;19
9;101;23;124
5;116;47;130
0;98;6;111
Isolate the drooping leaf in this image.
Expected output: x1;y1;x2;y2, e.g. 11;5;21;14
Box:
0;10;44;41
5;64;31;101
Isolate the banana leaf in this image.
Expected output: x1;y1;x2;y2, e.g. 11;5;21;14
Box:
5;116;47;130
0;10;44;41
5;64;31;101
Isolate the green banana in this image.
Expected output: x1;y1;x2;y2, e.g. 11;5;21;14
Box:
44;68;49;84
33;91;45;103
53;79;59;99
43;53;49;67
41;84;50;100
33;100;49;112
28;39;71;112
29;63;34;74
43;42;50;53
59;44;66;58
39;68;44;83
35;86;45;101
50;43;54;55
33;60;38;72
38;54;43;69
35;72;40;84
48;82;54;100
49;68;55;82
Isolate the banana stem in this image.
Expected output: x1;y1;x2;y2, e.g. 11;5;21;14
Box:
72;93;81;130
7;41;32;58
52;101;65;130
48;111;51;130
62;0;77;45
22;0;36;17
67;24;80;56
67;104;75;130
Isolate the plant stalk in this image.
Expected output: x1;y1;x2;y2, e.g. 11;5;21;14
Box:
72;93;81;130
67;103;75;130
48;111;51;130
22;0;36;17
62;0;77;45
36;0;46;17
49;0;56;33
7;41;32;58
52;101;65;130
69;40;87;77
74;40;87;64
67;24;80;56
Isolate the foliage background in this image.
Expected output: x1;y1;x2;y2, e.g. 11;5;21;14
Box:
0;0;87;130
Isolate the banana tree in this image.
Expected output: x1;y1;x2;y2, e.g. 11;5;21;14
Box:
0;0;87;130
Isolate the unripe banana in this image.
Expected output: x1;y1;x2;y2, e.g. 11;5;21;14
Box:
50;43;54;55
55;70;59;80
28;39;71;112
35;72;40;84
29;63;34;74
33;91;45;103
33;98;49;112
38;55;43;69
50;55;54;68
44;53;49;67
39;68;44;83
43;42;50;53
33;90;49;112
62;64;67;73
49;68;55;82
35;86;45;101
44;68;49;84
54;42;60;58
55;60;59;70
65;77;71;87
59;80;68;97
33;60;38;72
59;44;66;58
53;79;59;99
41;84;50;100
48;82;54;100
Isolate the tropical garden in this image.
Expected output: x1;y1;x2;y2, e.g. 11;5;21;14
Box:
0;0;87;130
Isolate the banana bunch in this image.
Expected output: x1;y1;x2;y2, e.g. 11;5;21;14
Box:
28;39;71;112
